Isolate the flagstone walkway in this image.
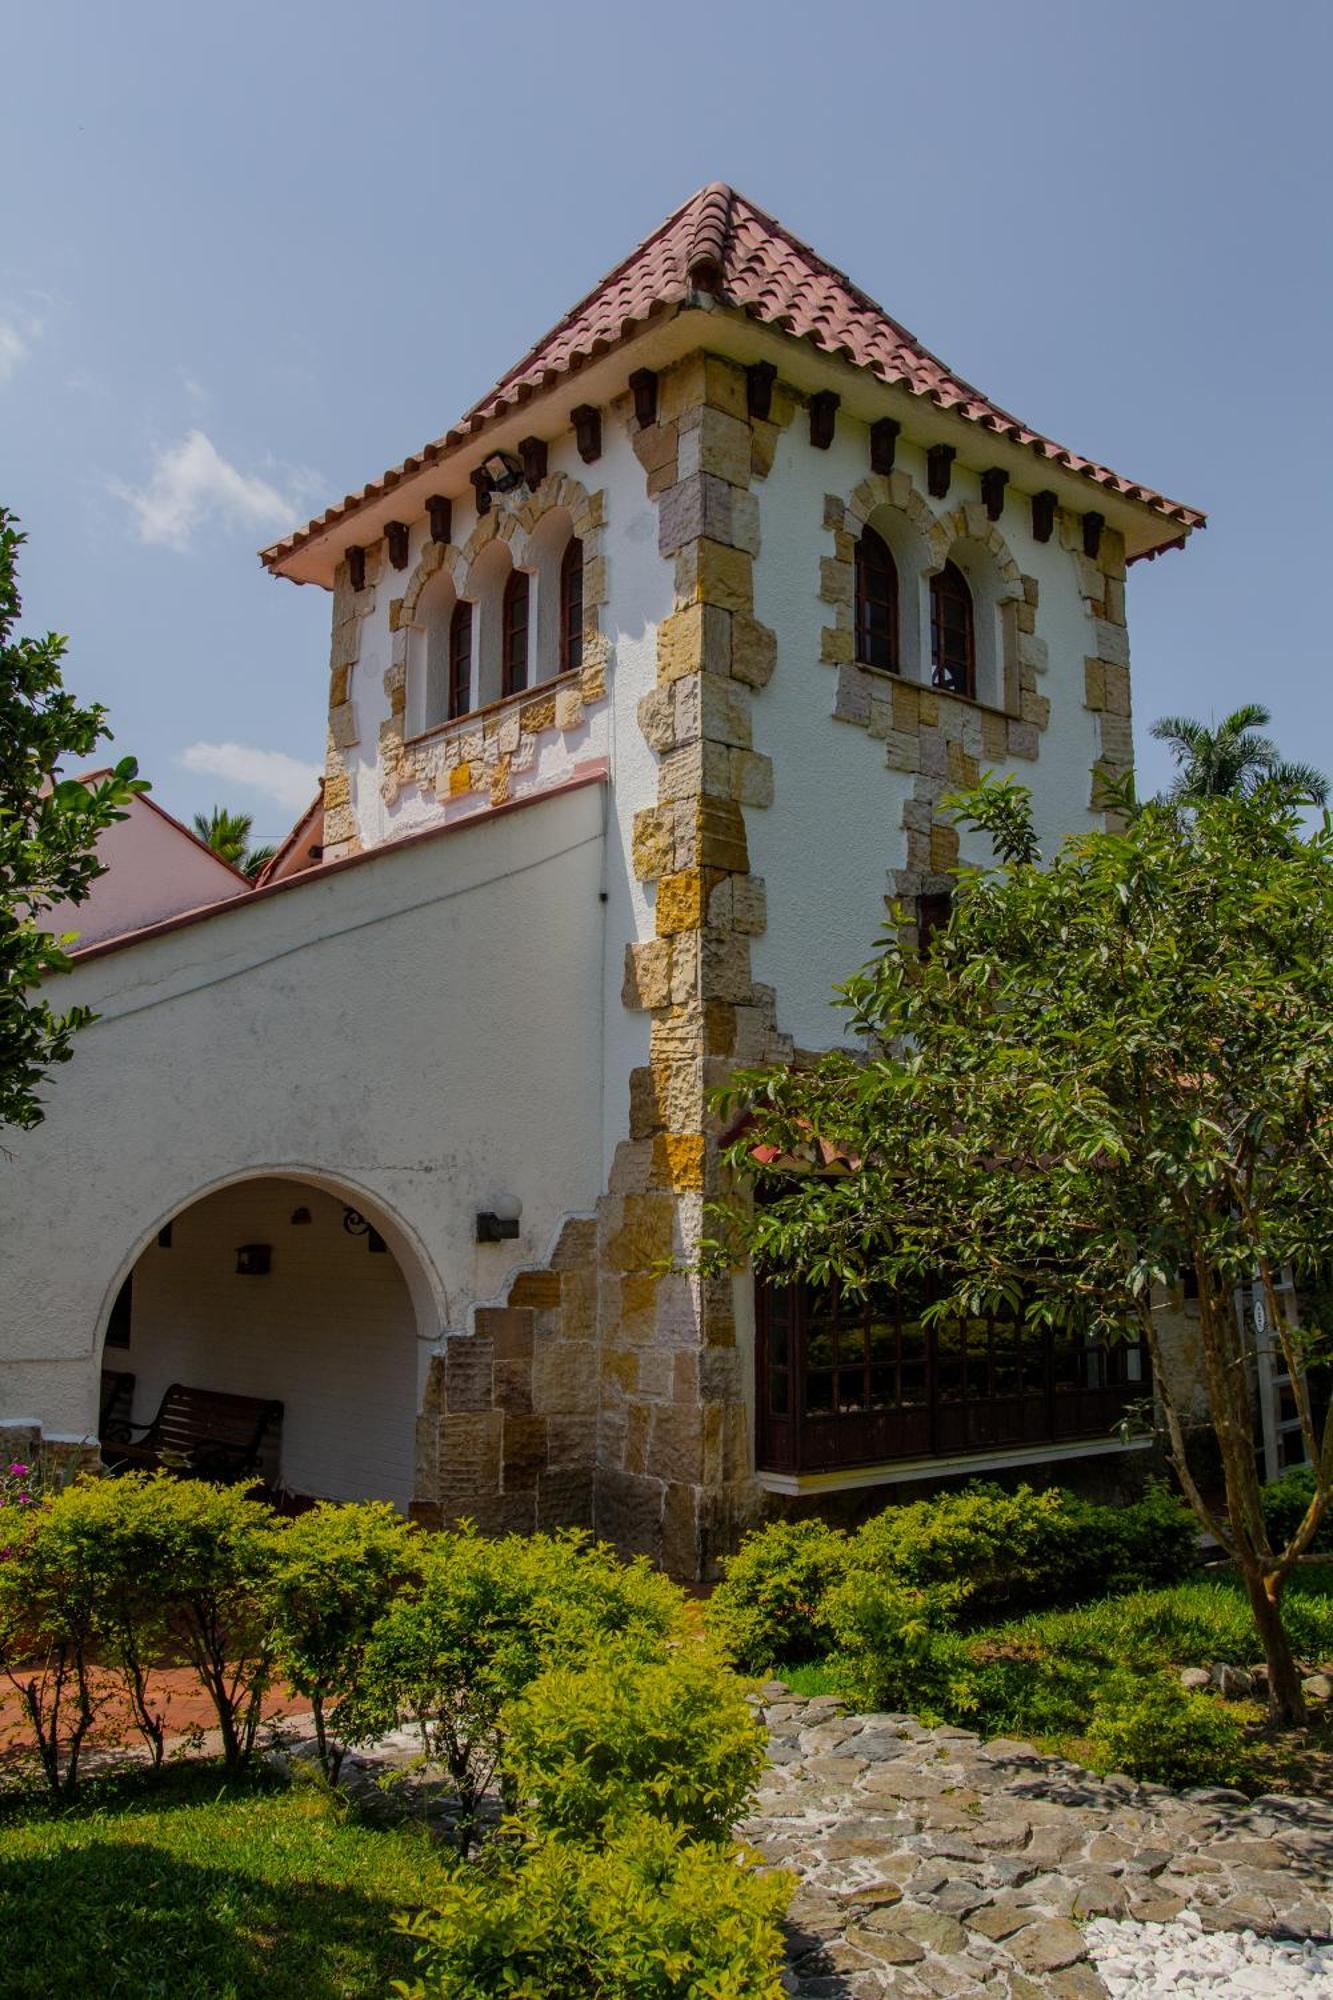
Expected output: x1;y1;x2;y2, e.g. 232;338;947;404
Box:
745;1687;1333;1998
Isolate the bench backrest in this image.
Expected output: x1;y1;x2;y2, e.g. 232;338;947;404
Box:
148;1383;283;1455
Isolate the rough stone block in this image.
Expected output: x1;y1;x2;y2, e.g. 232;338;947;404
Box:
1007;719;1040;760
623;938;673;1010
695;797;750;871
651;1131;707;1192
648;1404;704;1485
493;1356;533;1415
819;555;853;607
1102;661;1131;717
532;1338;600;1416
700;927;753;1003
730;614;776;688
501;1413;548;1491
681;406;752;488
729;749;774;807
474;1307;534;1359
675;537;753;614
445;1335;494;1413
656;868;710;935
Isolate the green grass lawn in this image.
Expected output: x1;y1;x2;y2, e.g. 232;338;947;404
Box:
0;1765;451;1999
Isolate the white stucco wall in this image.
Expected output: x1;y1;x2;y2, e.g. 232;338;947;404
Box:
748;417;1109;1052
45;794;249;948
0;778;607;1444
117;1178;419;1507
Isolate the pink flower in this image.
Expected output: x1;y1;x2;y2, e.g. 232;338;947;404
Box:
16;1495;30;1506
7;1464;27;1478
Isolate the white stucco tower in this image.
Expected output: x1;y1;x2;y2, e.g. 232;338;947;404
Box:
0;186;1204;1573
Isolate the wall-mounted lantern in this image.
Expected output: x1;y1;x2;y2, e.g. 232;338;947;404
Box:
476;1211;521;1243
482;449;526;494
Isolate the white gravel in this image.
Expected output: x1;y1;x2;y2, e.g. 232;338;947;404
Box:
1086;1911;1333;1996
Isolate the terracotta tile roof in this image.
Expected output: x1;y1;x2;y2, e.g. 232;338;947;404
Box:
261;183;1203;572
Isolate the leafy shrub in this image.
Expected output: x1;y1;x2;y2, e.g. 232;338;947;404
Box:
1086;1673;1251;1788
1262;1467;1333;1555
0;1488;105;1797
267;1500;420;1779
823;1572;970;1718
708;1517;849;1671
394;1815;791;2000
504;1651;766;1843
144;1476;280;1775
713;1481;1200;1679
343;1528;684;1850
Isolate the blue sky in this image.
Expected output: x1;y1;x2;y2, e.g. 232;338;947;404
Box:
3;0;1329;841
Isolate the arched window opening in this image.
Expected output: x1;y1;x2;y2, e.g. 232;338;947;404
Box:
560;537;584;676
502;569;530;698
930;559;976;699
448;600;473;720
854;525;899;674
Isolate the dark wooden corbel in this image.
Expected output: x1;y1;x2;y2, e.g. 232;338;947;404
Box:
870;418;900;475
980;469;1009;522
571;404;602;464
746;361;776;420
346;545;366;592
470;467;492;517
628;369;659;427
1031;490;1057;543
518;436;548;488
426;495;453;545
385;521;409;570
927;444;956;499
1082;511;1105;559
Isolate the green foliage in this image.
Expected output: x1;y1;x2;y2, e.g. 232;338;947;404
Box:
395;1815;790;2000
1086;1674;1251;1788
1150;702;1328;805
812;1568;1333;1759
0;508;145;1129
710;1482;1196;1679
717;777;1333;1715
1262;1468;1333;1556
192;804;276;880
0;1488;106;1797
129;1475;279;1776
708;1517;849;1670
343;1527;684;1851
504;1651;766;1844
267;1501;420;1779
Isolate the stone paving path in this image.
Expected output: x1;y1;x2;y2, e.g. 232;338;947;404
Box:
745;1687;1333;1998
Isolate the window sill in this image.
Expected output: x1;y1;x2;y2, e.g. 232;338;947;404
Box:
403;671;580;751
755;1432;1151;1497
848;661;1015;725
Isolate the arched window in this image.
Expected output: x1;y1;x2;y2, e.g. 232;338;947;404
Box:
560;537;584;676
448;600;472;720
502;569;529;698
930;559;975;699
854;525;899;674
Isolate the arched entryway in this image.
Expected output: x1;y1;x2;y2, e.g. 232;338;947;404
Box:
97;1175;429;1508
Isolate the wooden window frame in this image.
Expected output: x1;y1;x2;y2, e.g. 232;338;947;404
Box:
755;1270;1148;1475
930;558;976;699
559;537;584;677
854;524;900;675
448;600;473;720
501;568;530;699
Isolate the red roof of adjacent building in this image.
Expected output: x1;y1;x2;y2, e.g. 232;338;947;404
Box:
261;183;1204;574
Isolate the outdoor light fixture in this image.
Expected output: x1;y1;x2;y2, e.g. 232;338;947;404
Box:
482;450;525;493
235;1244;272;1276
289;1206;312;1226
476;1211;521;1243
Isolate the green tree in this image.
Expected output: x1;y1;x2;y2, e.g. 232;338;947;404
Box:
192;805;275;880
1151;702;1328;804
0;509;144;1129
716;778;1333;1725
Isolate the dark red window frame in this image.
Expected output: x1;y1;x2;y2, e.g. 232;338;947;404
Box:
560;537;584;676
854;524;899;674
756;1271;1148;1475
448;599;472;720
930;559;976;699
502;568;529;698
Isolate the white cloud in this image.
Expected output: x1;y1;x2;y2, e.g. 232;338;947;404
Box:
112;429;312;551
0;309;42;385
179;742;320;813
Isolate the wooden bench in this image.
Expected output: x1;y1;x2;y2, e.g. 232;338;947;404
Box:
103;1382;283;1484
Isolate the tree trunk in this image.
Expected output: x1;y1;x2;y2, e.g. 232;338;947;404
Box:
1243;1567;1307;1727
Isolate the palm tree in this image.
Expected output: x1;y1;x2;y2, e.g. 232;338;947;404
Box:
193;806;276;881
1150;704;1328;805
